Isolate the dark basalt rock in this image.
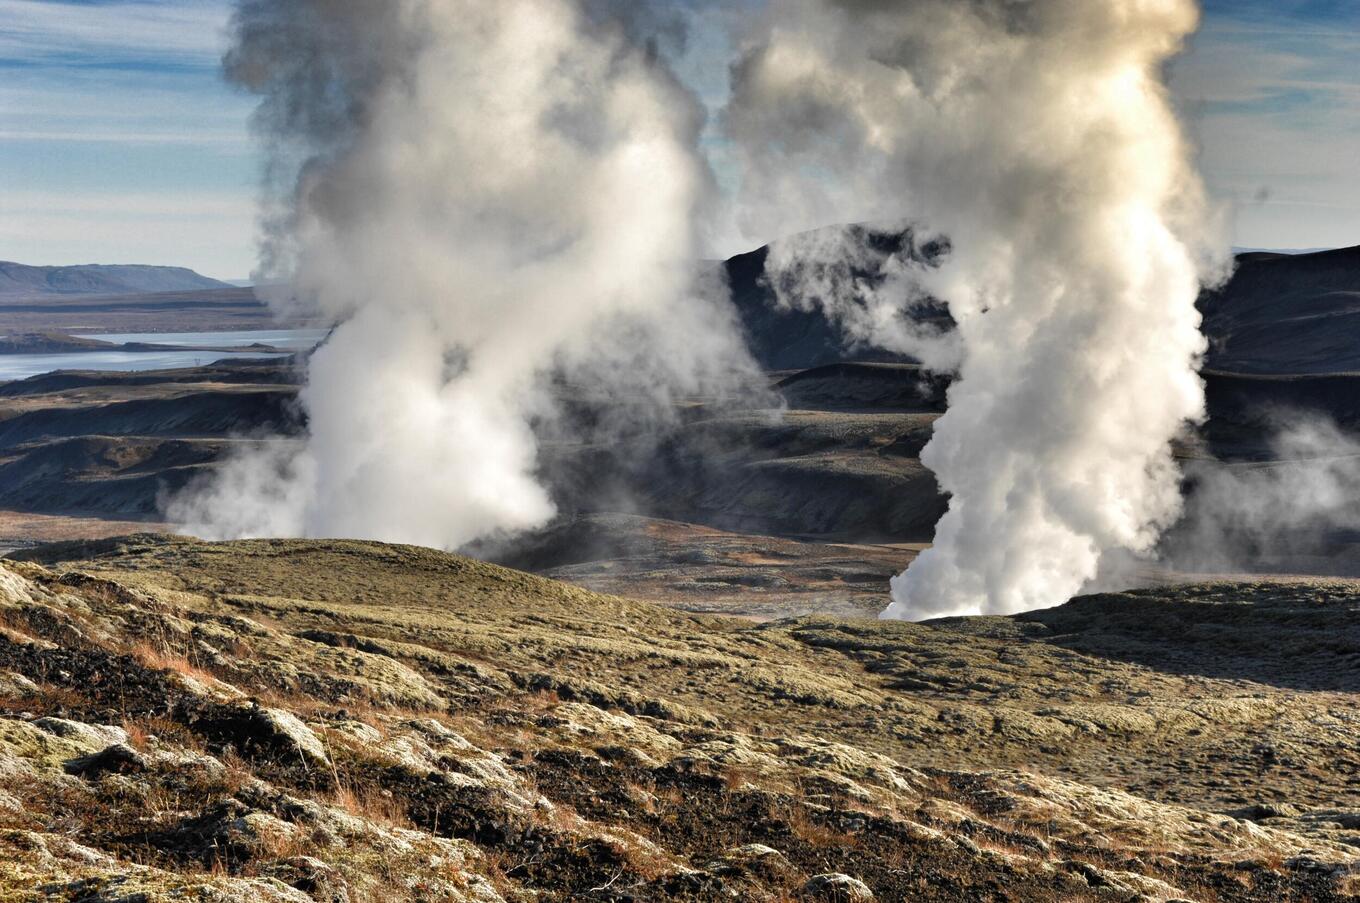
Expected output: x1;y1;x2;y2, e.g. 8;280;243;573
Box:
65;743;149;779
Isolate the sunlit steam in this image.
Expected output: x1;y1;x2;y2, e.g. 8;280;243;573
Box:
167;0;753;547
1173;414;1360;575
724;0;1227;618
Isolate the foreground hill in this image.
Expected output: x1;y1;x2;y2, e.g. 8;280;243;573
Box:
2;536;1358;900
0;263;229;298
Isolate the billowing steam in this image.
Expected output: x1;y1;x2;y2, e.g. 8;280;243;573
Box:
1172;414;1360;575
168;0;754;547
174;0;1246;619
724;0;1226;619
762;223;962;371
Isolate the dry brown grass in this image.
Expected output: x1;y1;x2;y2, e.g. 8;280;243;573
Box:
654;784;684;808
328;781;414;830
521;689;561;713
604;836;673;883
622;781;661;816
722;765;762;791
121;718;150;750
0;509;157;543
533;799;582;833
130;641;221;685
0;682;84;716
783;804;861;850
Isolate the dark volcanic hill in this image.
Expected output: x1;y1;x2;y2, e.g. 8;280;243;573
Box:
721;225;950;371
1200;244;1360;375
0;262;230;298
728;233;1360;379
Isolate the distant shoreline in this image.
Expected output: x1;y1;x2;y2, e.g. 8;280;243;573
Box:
0;331;288;356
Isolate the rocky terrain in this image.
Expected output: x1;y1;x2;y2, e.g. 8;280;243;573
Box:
0;361;301;537
2;535;1359;901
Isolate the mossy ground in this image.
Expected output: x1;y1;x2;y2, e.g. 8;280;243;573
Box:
2;536;1358;901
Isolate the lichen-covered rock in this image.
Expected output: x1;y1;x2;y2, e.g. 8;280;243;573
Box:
0;670;39;697
1;718;98;776
267;855;352;903
32;717;128;749
545;702;683;761
0;829;312;902
194;704;330;768
802;873;874;901
708;843;800;882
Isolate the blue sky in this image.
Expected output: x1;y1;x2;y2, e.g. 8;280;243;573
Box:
0;0;1356;280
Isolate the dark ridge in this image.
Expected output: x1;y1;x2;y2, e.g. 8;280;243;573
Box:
1201;243;1360;375
0;390;301;450
723;224;951;371
0;359;300;397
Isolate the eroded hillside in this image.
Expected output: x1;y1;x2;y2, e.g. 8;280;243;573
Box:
2;536;1358;901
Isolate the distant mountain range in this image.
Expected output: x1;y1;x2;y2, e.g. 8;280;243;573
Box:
0;262;230;297
722;231;1360;376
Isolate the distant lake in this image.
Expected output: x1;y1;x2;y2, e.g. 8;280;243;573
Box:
0;328;328;382
74;328;331;351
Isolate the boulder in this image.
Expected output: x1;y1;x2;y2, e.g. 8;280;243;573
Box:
66;743;149;779
802;873;874;901
194;704;330;768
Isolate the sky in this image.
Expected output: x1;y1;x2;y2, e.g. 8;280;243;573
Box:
0;0;1356;281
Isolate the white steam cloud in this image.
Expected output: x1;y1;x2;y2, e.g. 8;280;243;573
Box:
762;223;962;371
167;0;754;548
723;0;1227;619
1172;414;1360;575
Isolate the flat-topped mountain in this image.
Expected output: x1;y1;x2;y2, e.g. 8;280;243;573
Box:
0;262;230;298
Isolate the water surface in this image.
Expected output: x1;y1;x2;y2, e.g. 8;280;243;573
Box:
0;328;327;382
75;328;330;351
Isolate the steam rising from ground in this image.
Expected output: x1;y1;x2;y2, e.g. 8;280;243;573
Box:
725;0;1225;618
1172;415;1360;574
171;0;1260;618
763;224;962;371
168;0;754;547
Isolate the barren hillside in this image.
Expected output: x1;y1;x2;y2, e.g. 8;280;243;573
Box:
2;536;1358;901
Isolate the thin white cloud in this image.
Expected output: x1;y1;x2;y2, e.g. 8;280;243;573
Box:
0;0;230;65
0;7;251;148
1169;8;1360;249
0;128;247;146
2;189;251;218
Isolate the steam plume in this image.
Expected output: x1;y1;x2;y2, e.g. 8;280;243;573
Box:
1172;414;1360;575
168;0;753;547
725;0;1226;618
